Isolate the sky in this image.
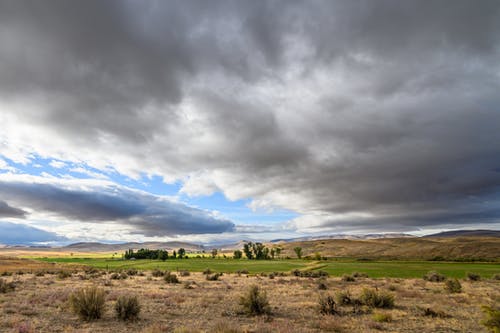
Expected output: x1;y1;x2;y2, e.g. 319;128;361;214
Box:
1;0;500;245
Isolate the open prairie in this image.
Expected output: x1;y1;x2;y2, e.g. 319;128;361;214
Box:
0;264;499;333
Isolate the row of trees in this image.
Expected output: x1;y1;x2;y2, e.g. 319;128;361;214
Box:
233;242;287;260
123;248;186;260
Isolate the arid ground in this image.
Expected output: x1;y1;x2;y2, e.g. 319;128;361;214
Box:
0;256;499;333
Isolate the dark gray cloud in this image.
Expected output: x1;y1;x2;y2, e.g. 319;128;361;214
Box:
0;180;235;236
0;1;499;234
0;221;67;245
0;200;26;218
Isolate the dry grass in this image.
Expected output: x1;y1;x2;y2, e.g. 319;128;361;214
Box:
0;265;498;332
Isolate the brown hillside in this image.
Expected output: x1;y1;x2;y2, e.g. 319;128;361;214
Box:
276;237;500;260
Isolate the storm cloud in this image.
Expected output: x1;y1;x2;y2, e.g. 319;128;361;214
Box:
0;221;67;245
0;177;235;236
0;1;499;235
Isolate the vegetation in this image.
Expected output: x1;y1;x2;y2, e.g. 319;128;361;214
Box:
243;242;270;260
293;246;303;259
360;288;395;308
239;285;270;316
69;286;106;321
34;256;500;278
233;250;242;259
373;312;392;323
115;295;141;321
318;294;338;315
467;272;481;281
481;306;500;333
164;271;180;283
444;278;462;293
0;278;15;293
423;270;446;282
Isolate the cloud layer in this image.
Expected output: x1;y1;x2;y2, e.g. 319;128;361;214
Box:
0;221;67;245
0;176;234;236
0;1;499;236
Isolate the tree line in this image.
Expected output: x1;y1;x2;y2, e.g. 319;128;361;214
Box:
123;248;186;260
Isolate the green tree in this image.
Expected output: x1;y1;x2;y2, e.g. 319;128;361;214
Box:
294;247;303;259
211;248;218;258
172;250;177;259
233;249;243;259
243;242;254;259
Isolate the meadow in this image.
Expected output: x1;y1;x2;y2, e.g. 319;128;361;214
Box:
30;256;500;279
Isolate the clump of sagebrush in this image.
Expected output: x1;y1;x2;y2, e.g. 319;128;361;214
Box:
421;307;449;318
352;272;368;278
481;305;500;333
179;270;190;277
373;312;392;323
164;271;179;284
291;269;329;278
467;272;481;281
239;285;271;316
342;274;356;282
317;279;328;290
0;278;16;293
110;272;128;280
126;269;138;276
115;295;141;321
444;278;462;293
57;270;72;279
319;294;338;315
206;273;222;281
335;290;353;306
492;274;500;280
360;289;395;309
151;269;164;277
69;286;106;321
203;268;213;275
423;271;446;282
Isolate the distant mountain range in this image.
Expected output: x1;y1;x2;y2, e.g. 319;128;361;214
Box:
1;229;499;251
423;229;500;238
270;233;412;243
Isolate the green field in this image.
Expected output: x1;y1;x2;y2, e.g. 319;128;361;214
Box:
34;256;500;279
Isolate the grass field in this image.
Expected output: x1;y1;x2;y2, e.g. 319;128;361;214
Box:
33;256;500;279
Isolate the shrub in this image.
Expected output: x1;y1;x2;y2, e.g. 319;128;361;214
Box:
164;271;180;283
151;269;164;277
115;295;141;321
206;273;222;281
421;307;449;318
373;312;392;322
317;281;328;290
0;278;16;293
341;274;355;282
126;269;138;276
335;290;353;306
179;270;190;277
110;272;128;280
492;274;500;280
352;272;368;278
444;278;462;293
467;272;481;281
203;268;213;275
481;305;500;333
69;286;106;320
423;271;446;282
35;271;45;277
318;294;338;315
360;289;395;308
57;270;72;279
239;285;271;316
236;269;249;276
